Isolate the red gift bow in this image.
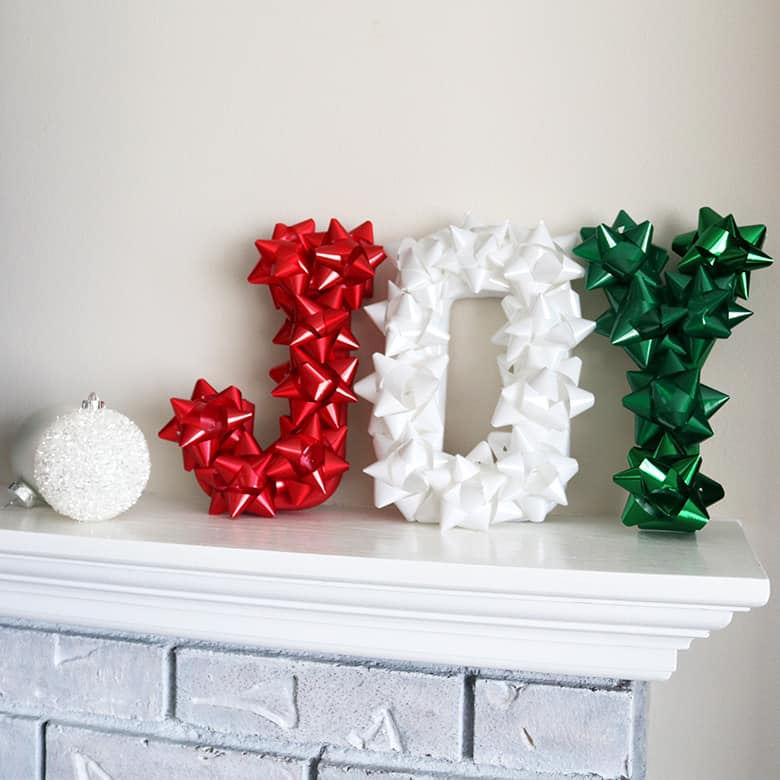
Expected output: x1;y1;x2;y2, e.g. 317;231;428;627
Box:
159;219;386;517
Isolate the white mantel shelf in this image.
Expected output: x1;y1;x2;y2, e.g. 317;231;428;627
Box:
0;494;769;682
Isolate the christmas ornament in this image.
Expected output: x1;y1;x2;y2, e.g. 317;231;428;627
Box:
356;219;595;530
574;207;773;532
8;393;150;522
160;218;386;518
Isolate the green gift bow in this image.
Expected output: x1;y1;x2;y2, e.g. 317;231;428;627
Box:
574;207;772;532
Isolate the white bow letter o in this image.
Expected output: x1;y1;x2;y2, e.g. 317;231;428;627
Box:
356;220;595;531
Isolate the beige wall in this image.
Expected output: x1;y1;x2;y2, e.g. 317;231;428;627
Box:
1;1;777;777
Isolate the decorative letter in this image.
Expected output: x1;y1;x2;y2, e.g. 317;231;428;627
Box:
346;707;404;752
160;219;386;518
356;219;594;530
574;207;772;532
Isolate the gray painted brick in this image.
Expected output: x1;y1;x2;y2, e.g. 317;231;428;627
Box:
175;650;462;760
0;713;38;779
628;682;648;780
45;724;305;780
0;627;163;721
318;766;437;780
473;680;633;777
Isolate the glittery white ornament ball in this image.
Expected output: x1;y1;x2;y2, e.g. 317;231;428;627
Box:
12;397;151;522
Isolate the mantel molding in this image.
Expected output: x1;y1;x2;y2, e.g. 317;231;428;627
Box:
0;495;769;681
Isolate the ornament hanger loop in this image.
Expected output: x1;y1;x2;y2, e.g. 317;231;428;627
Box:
82;392;105;411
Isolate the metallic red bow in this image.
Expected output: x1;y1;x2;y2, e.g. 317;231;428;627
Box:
160;219;386;518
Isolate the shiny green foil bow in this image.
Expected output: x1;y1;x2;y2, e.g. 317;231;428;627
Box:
574;207;772;532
